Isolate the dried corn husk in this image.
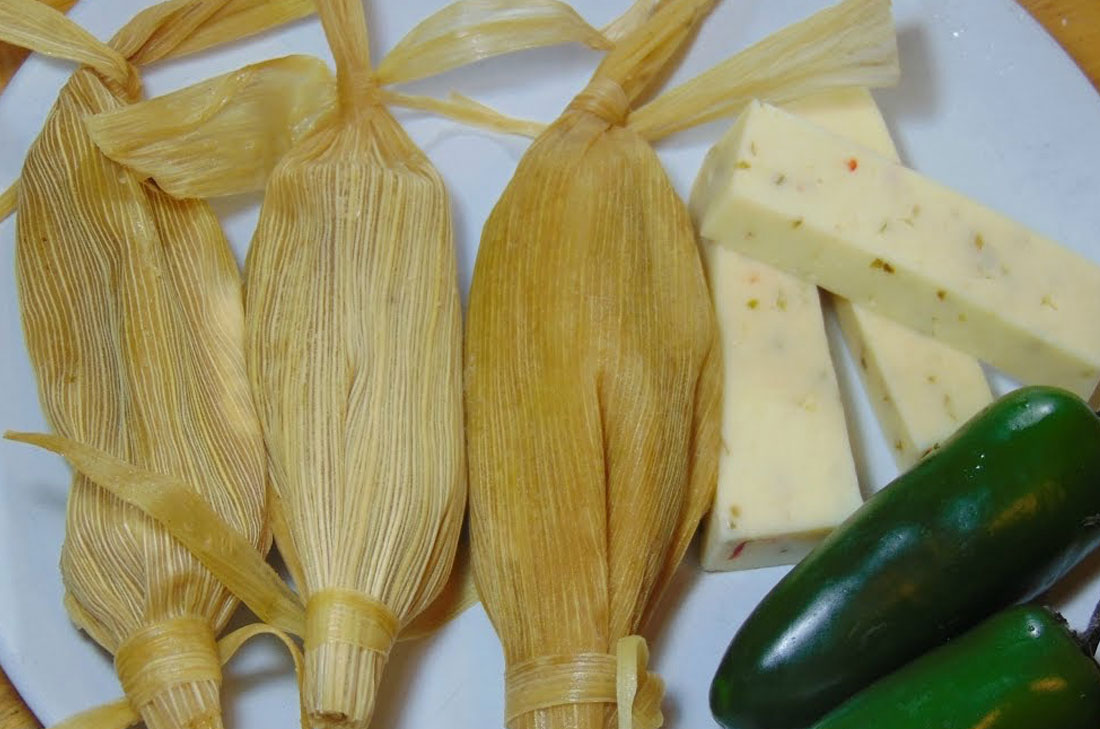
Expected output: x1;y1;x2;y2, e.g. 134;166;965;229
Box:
0;0;314;726
244;57;467;729
0;0;77;94
465;0;899;727
87;55;338;200
0;0;319;220
83;0;655;202
43;3;659;729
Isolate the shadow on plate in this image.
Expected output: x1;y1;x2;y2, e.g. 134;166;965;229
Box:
875;23;939;165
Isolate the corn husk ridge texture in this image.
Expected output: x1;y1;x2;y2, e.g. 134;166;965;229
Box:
466;15;723;725
16;63;267;729
244;93;465;729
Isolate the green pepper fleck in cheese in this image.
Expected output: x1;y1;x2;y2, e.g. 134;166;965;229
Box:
783;88;993;468
691;93;862;572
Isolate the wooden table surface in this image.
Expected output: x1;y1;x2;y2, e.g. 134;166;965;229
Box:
1;1;1098;728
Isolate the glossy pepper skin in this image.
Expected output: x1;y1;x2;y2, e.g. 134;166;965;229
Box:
811;605;1100;729
710;386;1100;729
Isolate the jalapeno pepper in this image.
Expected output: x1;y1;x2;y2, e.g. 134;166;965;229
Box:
810;605;1100;729
710;386;1100;729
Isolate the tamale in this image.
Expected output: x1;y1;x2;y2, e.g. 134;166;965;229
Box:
0;0;313;727
464;0;899;727
243;10;467;724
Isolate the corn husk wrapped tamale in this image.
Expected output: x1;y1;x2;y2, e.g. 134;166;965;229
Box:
0;0;313;726
464;0;899;727
242;4;467;725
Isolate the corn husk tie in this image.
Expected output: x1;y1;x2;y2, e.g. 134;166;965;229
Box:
81;0;665;202
0;0;318;219
464;0;899;727
0;0;314;727
48;622;306;729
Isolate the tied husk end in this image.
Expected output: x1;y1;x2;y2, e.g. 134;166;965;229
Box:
301;589;398;729
503;637;664;729
115;618;224;729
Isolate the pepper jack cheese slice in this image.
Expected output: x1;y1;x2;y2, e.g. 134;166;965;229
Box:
783;89;993;467
697;100;1100;401
692;101;862;572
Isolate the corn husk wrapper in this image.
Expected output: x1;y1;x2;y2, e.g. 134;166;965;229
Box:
43;2;659;729
0;0;316;727
245;67;467;729
464;0;899;727
0;0;77;94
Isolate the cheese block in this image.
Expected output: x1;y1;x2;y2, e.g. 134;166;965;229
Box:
692;101;862;572
695;100;1100;401
694;247;862;570
784;89;993;467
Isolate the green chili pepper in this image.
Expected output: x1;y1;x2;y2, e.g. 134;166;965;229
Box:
710;386;1100;729
810;605;1100;729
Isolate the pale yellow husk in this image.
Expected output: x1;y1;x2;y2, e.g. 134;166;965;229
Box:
84;0;634;200
86;55;338;200
466;2;722;727
2;0;312;727
238;0;476;722
36;618;308;729
3;428;471;642
45;3;664;727
465;0;899;727
0;0;77;94
0;0;319;219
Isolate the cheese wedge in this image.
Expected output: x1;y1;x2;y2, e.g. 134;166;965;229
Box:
692;99;862;572
694;246;861;571
784;89;993;467
696;100;1100;401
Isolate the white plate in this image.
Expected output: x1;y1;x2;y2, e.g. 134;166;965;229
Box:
3;0;1100;726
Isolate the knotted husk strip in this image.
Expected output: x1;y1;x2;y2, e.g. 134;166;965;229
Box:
465;0;899;727
84;0;658;202
2;0;313;727
0;0;317;220
42;619;308;729
86;54;338;200
0;0;77;94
